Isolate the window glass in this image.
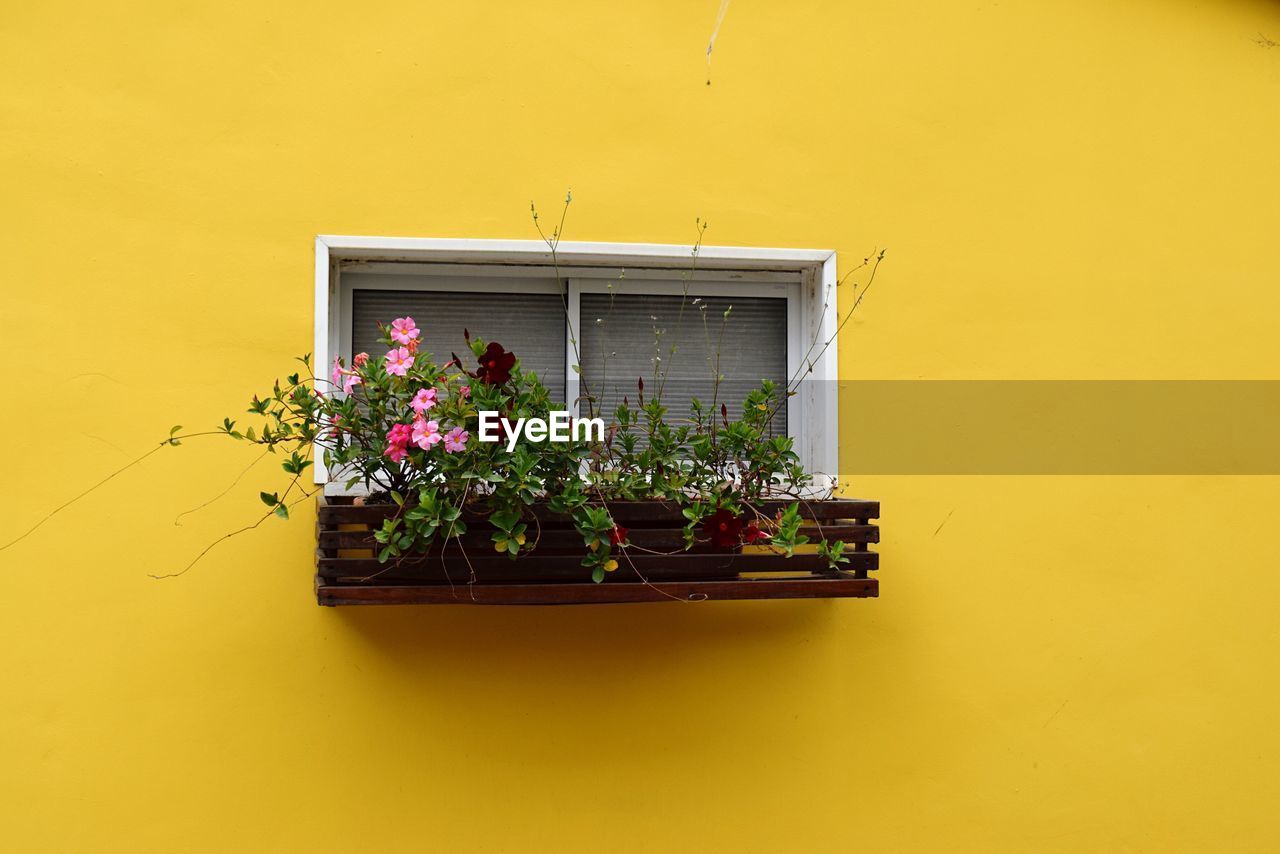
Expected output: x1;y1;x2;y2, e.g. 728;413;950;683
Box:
351;289;568;403
578;293;787;433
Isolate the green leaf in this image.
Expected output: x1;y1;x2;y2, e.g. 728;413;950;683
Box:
260;492;278;507
273;503;289;520
490;510;519;531
591;566;605;583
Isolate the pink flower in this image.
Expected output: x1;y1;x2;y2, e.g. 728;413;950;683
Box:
387;423;412;444
411;417;442;450
385;347;413;376
328;413;343;438
389;317;420;345
384;423;412;463
353;352;370;367
459;385;471;398
410;387;438;413
332;356;361;393
443;426;469;453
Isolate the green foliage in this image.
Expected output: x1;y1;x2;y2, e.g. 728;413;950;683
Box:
489;508;527;558
818;538;851;569
770;503;810;557
223;316;830;583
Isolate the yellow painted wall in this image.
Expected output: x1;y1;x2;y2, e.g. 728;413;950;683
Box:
3;0;1279;850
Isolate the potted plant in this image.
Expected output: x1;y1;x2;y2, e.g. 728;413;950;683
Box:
223;313;878;604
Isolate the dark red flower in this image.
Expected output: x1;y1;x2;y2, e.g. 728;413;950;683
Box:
609;524;629;546
742;523;770;544
476;342;516;385
703;509;743;550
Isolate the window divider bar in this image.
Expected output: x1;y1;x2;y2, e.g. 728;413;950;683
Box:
565;278;581;417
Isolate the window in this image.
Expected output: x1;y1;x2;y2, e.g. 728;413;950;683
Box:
317;237;840;486
577;287;790;437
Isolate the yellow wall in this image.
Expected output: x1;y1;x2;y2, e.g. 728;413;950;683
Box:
3;1;1279;850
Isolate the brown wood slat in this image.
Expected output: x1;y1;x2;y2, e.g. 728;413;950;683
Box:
317;497;880;526
314;496;880;605
317;523;880;552
316;550;876;582
315;574;878;605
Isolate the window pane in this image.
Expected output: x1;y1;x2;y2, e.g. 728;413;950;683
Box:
351;289;567;404
579;293;787;434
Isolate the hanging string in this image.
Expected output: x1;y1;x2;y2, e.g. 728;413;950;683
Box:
706;0;732;85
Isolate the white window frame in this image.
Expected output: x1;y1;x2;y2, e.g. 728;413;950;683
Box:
315;236;840;489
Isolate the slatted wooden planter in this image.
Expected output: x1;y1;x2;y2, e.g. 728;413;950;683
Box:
315;495;879;605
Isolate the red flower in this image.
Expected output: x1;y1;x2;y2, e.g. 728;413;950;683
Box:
476;342;516;385
742;523;770;544
609;524;629;546
703;508;743;550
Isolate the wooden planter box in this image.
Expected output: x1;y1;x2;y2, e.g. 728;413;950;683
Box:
315;496;879;605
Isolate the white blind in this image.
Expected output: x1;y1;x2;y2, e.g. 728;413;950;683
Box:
351;289;568;403
579;293;787;433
